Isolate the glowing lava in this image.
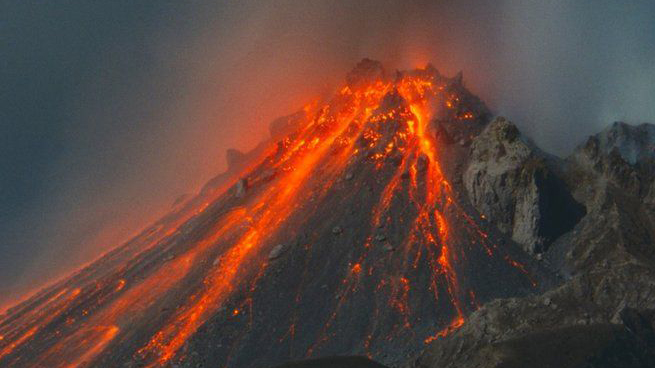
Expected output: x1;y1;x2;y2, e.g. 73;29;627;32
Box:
0;61;539;367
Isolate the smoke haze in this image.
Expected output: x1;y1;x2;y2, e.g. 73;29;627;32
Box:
1;0;654;307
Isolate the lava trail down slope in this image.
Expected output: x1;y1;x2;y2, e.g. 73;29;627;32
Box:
0;60;554;368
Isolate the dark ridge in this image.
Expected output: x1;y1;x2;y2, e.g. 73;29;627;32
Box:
271;356;388;368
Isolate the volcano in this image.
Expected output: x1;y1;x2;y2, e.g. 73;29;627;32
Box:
0;60;561;367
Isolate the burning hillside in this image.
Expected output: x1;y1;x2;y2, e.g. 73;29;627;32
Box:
0;60;554;368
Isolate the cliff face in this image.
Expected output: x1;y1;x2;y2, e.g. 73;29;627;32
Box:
464;117;584;254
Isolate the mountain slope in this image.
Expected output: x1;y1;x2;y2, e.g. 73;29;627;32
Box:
0;60;555;368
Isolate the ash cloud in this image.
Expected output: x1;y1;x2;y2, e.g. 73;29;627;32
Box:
1;0;654;306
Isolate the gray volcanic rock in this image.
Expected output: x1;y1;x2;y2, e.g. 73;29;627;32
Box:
431;70;490;146
412;121;655;368
568;122;655;205
410;262;655;368
411;306;655;368
464;117;584;254
589;122;655;165
550;122;655;274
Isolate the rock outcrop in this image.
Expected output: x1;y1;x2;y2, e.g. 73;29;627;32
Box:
413;121;655;368
464;117;584;254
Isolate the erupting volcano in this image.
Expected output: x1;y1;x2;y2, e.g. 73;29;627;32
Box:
0;60;555;368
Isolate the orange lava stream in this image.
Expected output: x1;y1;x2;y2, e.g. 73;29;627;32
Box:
306;73;474;355
0;66;540;366
378;75;467;341
63;325;119;368
138;83;391;366
0;288;81;361
32;208;247;367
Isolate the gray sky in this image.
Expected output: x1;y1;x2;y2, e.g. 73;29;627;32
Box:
1;0;654;306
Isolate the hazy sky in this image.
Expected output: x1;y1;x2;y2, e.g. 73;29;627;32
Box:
1;0;654;306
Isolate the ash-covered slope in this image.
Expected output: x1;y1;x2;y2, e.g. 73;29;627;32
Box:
0;60;555;368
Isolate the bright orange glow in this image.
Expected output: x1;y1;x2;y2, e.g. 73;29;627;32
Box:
0;326;38;360
0;64;539;366
138;77;391;366
424;315;464;343
63;325;119;368
115;279;126;292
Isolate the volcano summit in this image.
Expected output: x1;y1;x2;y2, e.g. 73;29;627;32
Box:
2;60;654;368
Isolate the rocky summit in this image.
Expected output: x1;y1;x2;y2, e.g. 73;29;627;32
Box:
1;60;654;368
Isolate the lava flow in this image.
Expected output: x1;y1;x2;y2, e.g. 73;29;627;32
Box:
0;59;549;368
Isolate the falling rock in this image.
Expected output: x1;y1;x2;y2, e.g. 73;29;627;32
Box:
268;244;286;260
345;172;354;181
383;243;395;252
332;226;343;235
375;234;387;242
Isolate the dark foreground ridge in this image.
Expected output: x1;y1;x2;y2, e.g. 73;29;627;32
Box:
272;356;388;368
1;59;654;368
